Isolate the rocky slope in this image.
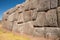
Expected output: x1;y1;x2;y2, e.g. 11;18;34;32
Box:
2;0;60;39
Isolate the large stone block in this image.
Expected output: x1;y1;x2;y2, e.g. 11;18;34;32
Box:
17;11;32;22
12;21;34;35
3;20;13;31
7;13;15;22
46;27;60;39
37;0;50;11
33;27;45;37
46;9;58;26
23;11;32;22
25;0;50;11
34;12;47;26
50;0;58;8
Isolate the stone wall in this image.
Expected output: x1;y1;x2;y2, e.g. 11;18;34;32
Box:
2;0;60;39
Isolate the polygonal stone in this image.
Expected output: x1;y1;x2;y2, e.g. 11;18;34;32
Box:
50;0;58;8
3;20;13;31
12;21;34;35
46;9;58;26
46;27;60;39
17;11;32;22
37;0;50;11
34;12;47;26
33;27;45;37
23;11;32;22
7;13;15;22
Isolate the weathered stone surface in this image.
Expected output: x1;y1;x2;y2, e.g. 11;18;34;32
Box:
17;11;32;22
46;9;58;26
34;12;47;26
37;0;50;11
12;21;34;35
2;0;60;38
7;13;15;22
31;9;37;21
3;20;13;31
57;7;60;27
23;11;32;22
50;0;58;8
17;13;24;23
25;0;50;11
33;27;45;37
46;27;60;39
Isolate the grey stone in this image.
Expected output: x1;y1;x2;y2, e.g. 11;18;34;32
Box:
46;9;58;26
34;12;47;26
12;21;34;35
50;0;58;8
33;27;45;37
3;20;13;31
7;13;15;22
17;11;32;22
23;11;32;22
37;0;50;11
46;27;60;39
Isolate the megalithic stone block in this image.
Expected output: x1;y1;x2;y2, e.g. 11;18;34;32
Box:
7;13;15;22
46;9;58;26
12;21;34;35
23;11;32;22
50;0;58;8
33;27;45;37
3;20;13;31
37;0;50;11
46;27;60;39
17;10;32;22
34;12;47;26
25;0;50;11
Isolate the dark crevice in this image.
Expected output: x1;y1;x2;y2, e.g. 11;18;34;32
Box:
37;9;45;12
18;11;22;13
50;7;57;9
37;10;41;12
30;8;36;10
6;12;9;14
32;19;36;21
17;22;23;24
25;9;29;11
44;9;49;12
18;6;20;8
34;25;42;27
5;19;7;21
44;25;57;27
